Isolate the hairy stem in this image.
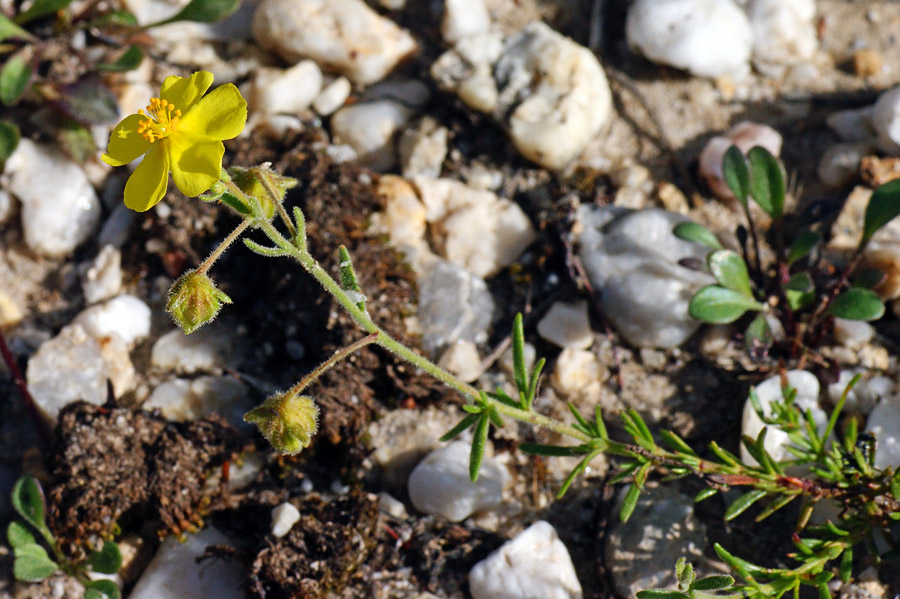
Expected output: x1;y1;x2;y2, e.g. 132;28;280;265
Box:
196;214;252;275
288;333;378;396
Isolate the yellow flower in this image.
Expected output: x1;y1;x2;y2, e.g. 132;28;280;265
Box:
102;71;247;212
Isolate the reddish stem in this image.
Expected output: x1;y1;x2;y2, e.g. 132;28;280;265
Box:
0;327;49;445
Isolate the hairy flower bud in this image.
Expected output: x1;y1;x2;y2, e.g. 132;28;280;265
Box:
244;392;319;455
226;165;298;220
166;270;232;334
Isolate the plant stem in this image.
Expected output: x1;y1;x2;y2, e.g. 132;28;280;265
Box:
743;204;765;287
0;327;49;444
197;215;252;275
288;333;378;396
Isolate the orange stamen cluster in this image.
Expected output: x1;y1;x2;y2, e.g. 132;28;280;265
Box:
137;97;182;143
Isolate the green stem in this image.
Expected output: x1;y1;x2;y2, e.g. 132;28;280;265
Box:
196;216;252;275
288;333;378;396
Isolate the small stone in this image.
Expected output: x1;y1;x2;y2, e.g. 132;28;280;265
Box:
252;0;417;86
312;77;351;116
98;204;136;249
0;291;24;327
330;100;416;172
378;492;408;519
656;182;689;214
251;60;322;115
858;244;900;300
144;376;250;426
438;340;483;383
5;139;101;258
441;0;490;45
741;370;825;465
859;155;900;188
827;107;877;144
817;143;873;188
551;347;608;401
469;521;581;599
129;527;247;599
605;485;707;598
408;441;508;522
151;326;231;374
399;117;449;179
72;295;151;348
865;395;900;469
747;0;817;74
699;122;782;201
626;0;751;79
372;175;428;247
271;502;301;537
870;86;900;155
80;245;123;304
853;49;884;78
833;318;874;349
536;301;593;349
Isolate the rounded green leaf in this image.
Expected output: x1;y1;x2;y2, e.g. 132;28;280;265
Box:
748;146;785;219
145;0;239;26
88;541;122;574
0;119;20;162
744;313;772;353
689;285;763;324
708;249;753;297
7;521;35;548
785;272;815;312
722;145;750;205
96;45;144;72
852;268;886;289
0;14;33;42
14;0;72;24
13;544;58;581
827;287;885;321
0;54;32;106
673;221;721;249
11;476;46;533
862;179;900;246
787;230;820;265
84;579;121;599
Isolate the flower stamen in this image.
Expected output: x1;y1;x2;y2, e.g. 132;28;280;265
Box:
137;97;182;143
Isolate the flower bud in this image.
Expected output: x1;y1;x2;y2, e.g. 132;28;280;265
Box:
166;270;232;334
227;165;298;220
244;392;319;455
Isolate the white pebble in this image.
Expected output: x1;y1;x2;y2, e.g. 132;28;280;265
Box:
865;395;900;469
817;143;873;188
747;0;817;73
536;301;593;349
330;100;416;172
438;340;483;383
551;347;608;401
251;60;322;115
441;0;490;45
151;326;231;374
408;441;508;522
5;139;100;257
469;521;581;599
699;121;782;201
313;77;351;116
271;502;301;538
832;318;874;349
73;295;151;348
399;117;449;179
626;0;752;79
378;492;408;519
870;86;900;155
80;245;123;304
371;175;428;247
144;376;250;426
252;0;417;86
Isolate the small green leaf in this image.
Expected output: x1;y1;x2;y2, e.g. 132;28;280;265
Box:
88;541;122;574
852;268;886;289
689;285;763;324
0;13;33;41
14;0;72;24
692;575;735;591
11;477;47;536
338;245;366;312
511;313;527;401
0;54;32;106
519;443;590;457
723;145;750;205
708;250;753;297
619;482;641;523
7;521;35;548
557;449;602;497
636;591;685;599
144;0;240;26
744;313;771;353
675;557;694;587
748;146;785;219
673;222;722;249
787;231;820;265
469;415;489;482
695;488;718;502
84;579;121;599
439;413;480;442
891;470;900;501
827;287;885;321
659;430;697;456
785;272;815;312
725;489;767;521
96;45;144;72
0;119;20;162
862;179;900;246
13;544;58;581
87;10;139;27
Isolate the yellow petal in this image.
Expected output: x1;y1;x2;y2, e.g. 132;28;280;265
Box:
123;143;170;212
102;114;153;167
167;131;224;198
179;83;247;141
159;71;215;114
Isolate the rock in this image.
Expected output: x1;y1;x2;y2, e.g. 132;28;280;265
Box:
817;143;874;188
699;121;783;201
437;340;483;383
575;205;713;348
870;86;900;155
330;100;416;172
129;527;247;599
271;502;301;537
866;395;900;469
418;257;495;355
536;301;593;349
372;175;428;248
73;295;152;348
550;347;608;401
827;107;878;144
853;49;884;78
26;324;136;423
605;485;707;598
378;492;408;519
832;318;874;349
626;0;752;79
746;0;817;74
469;521;581;599
441;0;490;45
657;182;690;214
80;245;123;304
857;245;900;300
313;76;351;116
741;370;825;465
432;22;612;170
251;60;322;115
151;325;231;374
252;0;417;86
860;155;900;188
399;117;449;179
98;204;136;249
5;139;101;258
413;177;536;278
408;441;508;522
0;291;24;327
144;376;250;426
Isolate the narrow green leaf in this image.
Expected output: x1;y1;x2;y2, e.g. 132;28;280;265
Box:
891;470;900;501
787;231;820;265
659;430;698;456
14;0;72;24
96;45;144;72
754;493;796;522
826;287;885;321
708;250;753;297
338;245;366;312
862;178;900;246
144;0;240;26
725;489;767;521
785;273;815;312
636;591;685;599
0;55;32;106
469;415;489;482
594;406;608;439
673;221;722;249
816;583;832;599
723;145;750;205
439;413;480;442
525;358;545;409
689;285;763;324
88;541;122;574
7;521;35;548
511;313;527;398
709;441;741;467
0;14;33;41
519;443;590;457
693;575;736;591
243;238;285;257
13;544;58;581
0;119;20;162
84;579;121;599
557;449;602;497
608;461;640;485
292;206;307;251
713;543;767;582
619;483;641;523
633;461;653;489
748;146;785;219
695;488;718;502
568;402;591;429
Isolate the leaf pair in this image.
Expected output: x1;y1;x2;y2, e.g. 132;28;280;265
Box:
723;145;785;219
689;250;762;324
637;557;737;599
